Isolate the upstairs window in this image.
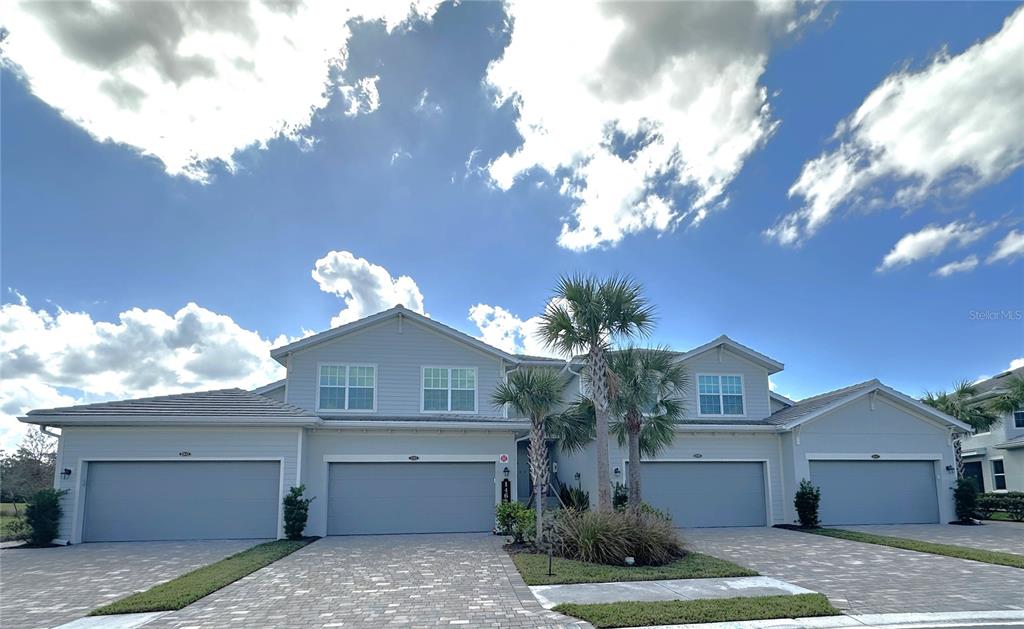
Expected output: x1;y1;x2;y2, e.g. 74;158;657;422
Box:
318;364;375;412
1014;410;1024;429
423;367;476;413
698;374;745;416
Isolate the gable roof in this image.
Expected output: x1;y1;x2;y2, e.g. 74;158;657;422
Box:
970;365;1024;400
674;335;784;374
766;379;970;431
770;391;796;407
251;379;286;395
269;305;523;365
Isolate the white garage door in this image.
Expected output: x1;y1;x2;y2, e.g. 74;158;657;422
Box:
810;460;939;525
83;461;280;542
641;461;767;527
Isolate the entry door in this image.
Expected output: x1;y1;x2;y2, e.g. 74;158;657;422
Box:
962;461;985;493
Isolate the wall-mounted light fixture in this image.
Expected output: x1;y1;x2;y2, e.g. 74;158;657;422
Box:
60;468;72;480
574;472;581;481
945;465;955;473
503;466;510;478
613;467;621;477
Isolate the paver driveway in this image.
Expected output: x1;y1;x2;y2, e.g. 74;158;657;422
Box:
841;521;1024;554
150;534;588;629
0;539;258;629
684;527;1024;615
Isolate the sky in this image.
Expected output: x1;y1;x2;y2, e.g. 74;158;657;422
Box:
1;1;1022;449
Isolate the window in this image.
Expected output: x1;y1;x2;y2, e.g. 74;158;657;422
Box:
992;459;1007;491
1014;410;1024;429
317;364;375;411
423;367;476;412
698;374;744;416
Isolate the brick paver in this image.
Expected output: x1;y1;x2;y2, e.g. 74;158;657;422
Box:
150;534;589;629
0;539;259;629
684;526;1024;615
841;521;1024;554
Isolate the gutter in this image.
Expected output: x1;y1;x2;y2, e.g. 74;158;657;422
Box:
20;415;320;428
315;420;531;431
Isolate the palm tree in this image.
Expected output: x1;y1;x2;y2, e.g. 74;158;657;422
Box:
492;368;565;545
988;375;1024;419
923;380;999;476
538;274;655;511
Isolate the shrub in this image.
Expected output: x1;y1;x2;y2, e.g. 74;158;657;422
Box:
794;479;821;528
23;488;68;546
1009;495;1024;522
953;478;978;522
4;516;29;542
976;493;999;519
550;509;686;566
558;481;590;511
496;502;536;543
282;485;314;540
979;491;1024;521
612;482;628;511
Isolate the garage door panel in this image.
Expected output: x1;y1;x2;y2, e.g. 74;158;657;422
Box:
83;461;279;542
328;462;495;535
641;462;767;528
810;460;939;525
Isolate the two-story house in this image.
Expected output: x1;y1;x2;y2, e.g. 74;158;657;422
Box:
22;306;968;544
961;366;1024;493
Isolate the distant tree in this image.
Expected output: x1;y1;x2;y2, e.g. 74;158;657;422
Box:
0;429;58;504
923;380;999;477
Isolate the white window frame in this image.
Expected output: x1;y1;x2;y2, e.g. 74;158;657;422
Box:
316;363;377;413
421;366;478;414
1014;410;1024;429
991;457;1007;492
696;373;746;417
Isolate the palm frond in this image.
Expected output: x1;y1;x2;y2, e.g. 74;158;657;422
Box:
989;375;1024;415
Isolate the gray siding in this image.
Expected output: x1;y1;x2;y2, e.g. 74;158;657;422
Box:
286;317;509;417
677;349;772;420
961;409;1024;492
259;386;287;403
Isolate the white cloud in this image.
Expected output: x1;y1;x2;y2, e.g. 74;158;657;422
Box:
0;2;439;182
312;251;426;327
486;1;817;250
769;8;1024;245
467;304;560;358
414;88;443;116
932;255;979;278
987;229;1024;263
1009;357;1024;370
876;220;990;272
0;296;289;450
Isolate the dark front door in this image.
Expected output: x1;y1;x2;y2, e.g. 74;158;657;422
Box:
963;461;985;493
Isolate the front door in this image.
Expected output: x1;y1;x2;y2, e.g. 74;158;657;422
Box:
963;460;985;493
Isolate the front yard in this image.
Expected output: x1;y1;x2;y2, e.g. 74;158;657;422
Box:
512;550;756;586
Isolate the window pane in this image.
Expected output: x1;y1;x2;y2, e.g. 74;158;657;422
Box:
424;367;448;389
451;368;475;389
319;386;345;410
1015;411;1024;428
349;366;374;387
698;375;720;395
320;365;345;387
993;460;1005;474
721;376;742;395
424;389;448;411
722;394;744;415
699;394;721;415
348;387;374;410
451;389;475;411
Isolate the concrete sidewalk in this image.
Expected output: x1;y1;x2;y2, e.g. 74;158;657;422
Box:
530;576;815;609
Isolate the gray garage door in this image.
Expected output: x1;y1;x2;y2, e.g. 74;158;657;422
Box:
83;461;279;542
810;460;939;525
641;462;767;527
328;462;495;535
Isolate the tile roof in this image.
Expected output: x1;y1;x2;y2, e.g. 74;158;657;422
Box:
764;379;881;426
972;366;1024;396
27;388;316;417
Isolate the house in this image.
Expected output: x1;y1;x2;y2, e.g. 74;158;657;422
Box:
960;366;1024;493
21;306;969;544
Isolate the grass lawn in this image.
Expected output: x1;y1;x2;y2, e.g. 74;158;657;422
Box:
91;539;313;615
805;528;1024;569
511;551;757;586
983;512;1021;522
554;593;839;628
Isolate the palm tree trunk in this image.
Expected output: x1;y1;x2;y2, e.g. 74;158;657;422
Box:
528;416;549;546
589;346;612;511
952;432;965;478
627;411;642;513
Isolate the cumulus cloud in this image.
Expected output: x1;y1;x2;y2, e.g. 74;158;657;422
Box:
932;255;979;278
876;220;990;272
987;229;1024;263
486;1;818;250
312;251;426;327
1010;357;1024;370
0;1;439;182
768;8;1024;245
467;304;560;358
0;294;289;449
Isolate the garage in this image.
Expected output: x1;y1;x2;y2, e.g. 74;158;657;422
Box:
810;460;939;525
82;461;280;542
641;461;767;527
327;462;495;535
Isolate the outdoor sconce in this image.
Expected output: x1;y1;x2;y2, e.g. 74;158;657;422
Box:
945;465;955;473
613;467;621;477
60;468;72;480
503;466;510;479
574;472;581;481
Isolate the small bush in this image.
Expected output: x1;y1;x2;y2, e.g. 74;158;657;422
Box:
953;478;978;522
794;479;820;528
558;482;590;511
496;502;536;543
550;509;686;566
1008;494;1024;522
976;493;998;519
4;516;29;542
612;482;628;511
23;488;68;546
282;485;314;540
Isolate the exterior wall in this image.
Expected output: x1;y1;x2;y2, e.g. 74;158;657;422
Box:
285;317;510;417
259;386;287;403
787;395;958;523
962;410;1024;492
771;398;790;414
301;428;519;537
677;349;772;420
55;426;302;543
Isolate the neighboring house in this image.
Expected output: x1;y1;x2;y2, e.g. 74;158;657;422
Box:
960;367;1024;493
21;306;969;544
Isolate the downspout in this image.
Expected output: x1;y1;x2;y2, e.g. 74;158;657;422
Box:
41;424;71;545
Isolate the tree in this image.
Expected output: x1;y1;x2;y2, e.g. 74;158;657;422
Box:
988;375;1024;419
538;274;654;511
0;429;58;504
922;380;999;477
492;368;566;545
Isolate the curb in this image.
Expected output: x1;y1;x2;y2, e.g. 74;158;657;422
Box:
634;610;1024;629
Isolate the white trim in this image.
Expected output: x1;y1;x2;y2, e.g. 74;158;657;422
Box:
677;336;784;373
71;457;285;544
316;420;528;432
420;366;479;414
990;456;1008;491
696;373;747;418
805;452;942;461
296;428;304;488
781;384;972;432
21;416;317;427
315;362;378;414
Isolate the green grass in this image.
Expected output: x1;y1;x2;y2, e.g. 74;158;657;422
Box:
511;551;757;586
90;539;313;615
983;512;1020;522
554;593;839;628
803;528;1024;569
0;503;26;541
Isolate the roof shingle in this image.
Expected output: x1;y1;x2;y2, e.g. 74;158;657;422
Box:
27;388;316;417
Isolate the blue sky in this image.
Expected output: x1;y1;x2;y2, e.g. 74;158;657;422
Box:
1;1;1022;446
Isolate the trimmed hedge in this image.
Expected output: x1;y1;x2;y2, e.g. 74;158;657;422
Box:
977;491;1024;521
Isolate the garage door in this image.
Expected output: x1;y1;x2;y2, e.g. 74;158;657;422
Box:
328;462;495;535
83;461;280;542
810;460;939;525
641;462;767;527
